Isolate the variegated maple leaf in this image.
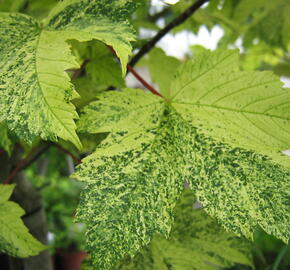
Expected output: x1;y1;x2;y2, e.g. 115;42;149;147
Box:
76;49;290;269
0;0;136;149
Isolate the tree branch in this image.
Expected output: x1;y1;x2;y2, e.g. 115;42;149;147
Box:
2;142;82;185
129;0;209;67
127;65;164;99
3;143;51;185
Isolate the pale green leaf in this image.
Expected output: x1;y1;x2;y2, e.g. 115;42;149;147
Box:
170;49;290;167
72;77;104;109
232;0;290;48
25;0;59;20
0;184;46;257
72;41;125;89
86;53;125;89
0;184;15;204
139;48;180;97
0;0;135;149
205;0;290;50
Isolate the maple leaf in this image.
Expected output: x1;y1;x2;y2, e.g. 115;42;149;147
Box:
115;190;253;270
201;0;290;50
0;184;46;257
0;0;136;149
75;49;290;269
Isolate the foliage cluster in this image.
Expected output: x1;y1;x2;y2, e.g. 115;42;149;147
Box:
0;0;289;270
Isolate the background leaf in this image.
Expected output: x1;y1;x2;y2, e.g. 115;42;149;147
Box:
0;184;46;257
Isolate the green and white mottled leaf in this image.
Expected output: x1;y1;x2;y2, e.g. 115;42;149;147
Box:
45;0;136;75
77;88;164;133
115;190;253;270
76;49;290;269
185;128;290;243
168;50;290;241
0;184;46;257
0;0;135;149
0;122;12;155
170;49;290;167
75;95;194;269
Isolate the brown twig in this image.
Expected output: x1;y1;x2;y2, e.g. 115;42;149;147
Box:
127;65;164;99
129;0;209;67
3;143;51;185
2;142;81;185
106;46;164;98
53;143;81;165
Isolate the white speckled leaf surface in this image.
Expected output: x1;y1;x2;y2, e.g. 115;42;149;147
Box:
115;190;253;270
0;0;136;149
75;49;290;269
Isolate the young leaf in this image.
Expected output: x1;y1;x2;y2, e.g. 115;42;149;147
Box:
75;41;125;89
139;48;180;97
0;0;136;149
116;190;253;270
0;184;46;257
72;77;104;109
75;49;290;269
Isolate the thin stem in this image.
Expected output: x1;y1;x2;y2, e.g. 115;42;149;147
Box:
2;142;81;185
3;143;51;185
106;45;164;99
127;65;164;99
129;0;209;67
